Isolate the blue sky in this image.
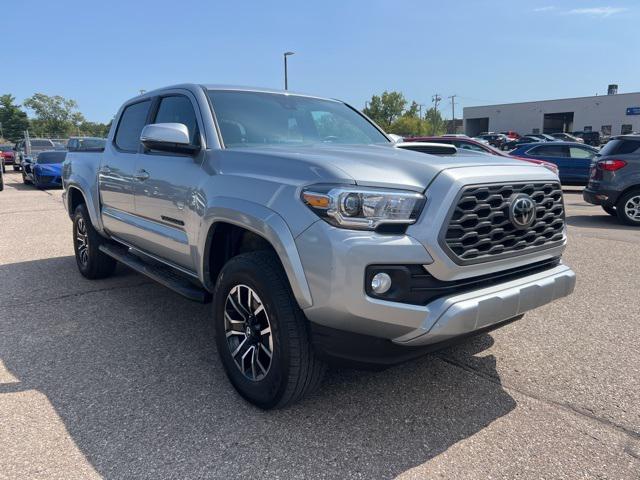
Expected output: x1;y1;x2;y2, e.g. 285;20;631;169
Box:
5;0;640;122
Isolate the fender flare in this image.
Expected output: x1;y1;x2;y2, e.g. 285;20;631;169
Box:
199;197;314;309
65;180;105;234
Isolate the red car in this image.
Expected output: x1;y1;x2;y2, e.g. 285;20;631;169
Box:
0;145;15;166
404;136;559;175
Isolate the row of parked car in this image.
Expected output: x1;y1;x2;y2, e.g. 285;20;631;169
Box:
0;137;106;188
399;133;640;226
473;131;606;150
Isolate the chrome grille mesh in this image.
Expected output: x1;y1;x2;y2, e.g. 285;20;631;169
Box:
442;182;565;264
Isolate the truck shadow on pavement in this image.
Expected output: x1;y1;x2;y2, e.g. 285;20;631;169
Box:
0;256;516;479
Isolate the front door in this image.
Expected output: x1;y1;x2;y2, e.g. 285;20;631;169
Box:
99;99;152;242
133;93;204;271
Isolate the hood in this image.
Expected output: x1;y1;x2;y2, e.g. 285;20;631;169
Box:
230;144;537;192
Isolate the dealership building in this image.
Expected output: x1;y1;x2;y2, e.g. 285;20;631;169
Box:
463;85;640;137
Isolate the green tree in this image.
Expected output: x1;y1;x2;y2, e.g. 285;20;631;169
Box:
425;107;447;135
0;94;29;142
78;120;111;137
23;93;86;137
363;91;407;129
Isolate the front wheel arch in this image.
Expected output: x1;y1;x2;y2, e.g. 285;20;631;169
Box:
199;205;314;310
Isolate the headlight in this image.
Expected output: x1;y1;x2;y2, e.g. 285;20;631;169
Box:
301;184;426;230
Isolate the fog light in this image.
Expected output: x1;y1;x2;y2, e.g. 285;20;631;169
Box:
371;272;392;294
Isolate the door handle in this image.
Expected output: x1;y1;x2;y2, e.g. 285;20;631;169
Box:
134;169;150;181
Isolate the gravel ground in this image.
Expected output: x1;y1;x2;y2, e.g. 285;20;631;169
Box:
0;171;638;479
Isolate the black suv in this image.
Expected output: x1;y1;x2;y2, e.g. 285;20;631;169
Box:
573;131;601;147
583;135;640;226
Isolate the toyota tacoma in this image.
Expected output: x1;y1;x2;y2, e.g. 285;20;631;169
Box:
62;84;576;408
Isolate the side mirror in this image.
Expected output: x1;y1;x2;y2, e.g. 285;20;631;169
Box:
140;123;199;155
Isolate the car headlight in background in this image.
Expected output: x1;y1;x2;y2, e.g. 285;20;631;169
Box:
302;185;426;230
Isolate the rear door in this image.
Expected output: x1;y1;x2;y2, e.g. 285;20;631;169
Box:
99;99;152;241
132;92;205;271
567;146;598;183
525;144;570;179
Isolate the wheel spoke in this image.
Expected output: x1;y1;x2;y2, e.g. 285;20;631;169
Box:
226;330;245;338
256;356;268;375
227;294;248;321
241;345;254;378
260;342;272;358
250;347;258;380
260;326;271;336
231;337;248;357
224;311;245;325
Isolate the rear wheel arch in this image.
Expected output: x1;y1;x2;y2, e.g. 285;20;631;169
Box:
614;183;640;204
67;186;87;217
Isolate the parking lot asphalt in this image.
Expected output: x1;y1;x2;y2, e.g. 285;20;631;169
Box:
0;171;639;480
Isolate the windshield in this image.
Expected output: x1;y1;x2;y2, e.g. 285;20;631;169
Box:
208;90;389;148
0;145;12;152
36;151;66;164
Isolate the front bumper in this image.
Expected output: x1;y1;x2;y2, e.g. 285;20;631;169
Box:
296;220;576;346
392;263;575;346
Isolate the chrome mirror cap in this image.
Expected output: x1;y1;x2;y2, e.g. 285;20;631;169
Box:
140;123;190;146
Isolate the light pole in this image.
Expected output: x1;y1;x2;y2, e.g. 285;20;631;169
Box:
283;51;295;90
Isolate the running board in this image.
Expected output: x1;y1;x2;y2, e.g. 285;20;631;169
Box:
98;243;211;303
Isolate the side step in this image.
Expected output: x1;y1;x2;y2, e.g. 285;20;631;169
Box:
99;243;212;303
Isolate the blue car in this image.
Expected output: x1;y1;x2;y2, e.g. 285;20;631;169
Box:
510;142;599;185
22;150;67;188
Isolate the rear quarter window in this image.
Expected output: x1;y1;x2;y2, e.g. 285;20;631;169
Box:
115;100;152;151
600;139;640;156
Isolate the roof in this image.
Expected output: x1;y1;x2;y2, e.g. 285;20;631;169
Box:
130;83;340;104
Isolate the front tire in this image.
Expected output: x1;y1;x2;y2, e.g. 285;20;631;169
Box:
213;251;326;409
616;189;640;226
73;204;117;279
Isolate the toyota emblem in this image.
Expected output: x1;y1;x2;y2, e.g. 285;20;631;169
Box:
509;194;536;229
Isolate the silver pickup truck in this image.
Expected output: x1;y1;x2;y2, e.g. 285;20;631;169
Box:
62;84;576;408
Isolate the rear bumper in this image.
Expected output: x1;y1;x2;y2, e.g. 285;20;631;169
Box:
392;263;575;346
583;186;619;206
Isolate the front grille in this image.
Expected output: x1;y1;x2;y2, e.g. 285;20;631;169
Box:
442;182;565;264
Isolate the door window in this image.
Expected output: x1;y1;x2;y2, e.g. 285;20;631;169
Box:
528;145;567;157
569;147;596;159
153;95;199;145
114;100;152;151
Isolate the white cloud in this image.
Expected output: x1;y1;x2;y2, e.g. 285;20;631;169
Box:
533;6;556;12
565;6;627;17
